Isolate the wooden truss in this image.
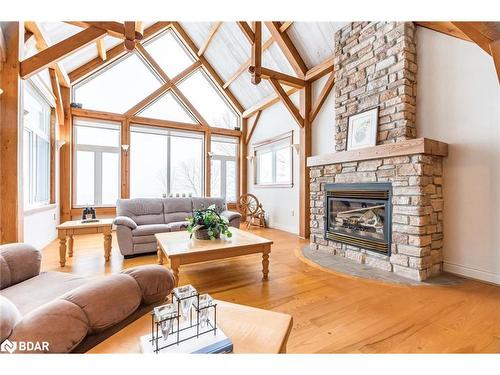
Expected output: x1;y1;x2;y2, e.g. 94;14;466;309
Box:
7;20;497;242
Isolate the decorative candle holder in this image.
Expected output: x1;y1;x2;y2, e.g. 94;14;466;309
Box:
149;284;217;353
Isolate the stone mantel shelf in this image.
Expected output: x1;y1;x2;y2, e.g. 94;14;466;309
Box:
307;138;448;167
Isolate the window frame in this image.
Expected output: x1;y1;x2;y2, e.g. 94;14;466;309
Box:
210;135;239;203
23;80;55;211
72;117;122;208
253;131;293;188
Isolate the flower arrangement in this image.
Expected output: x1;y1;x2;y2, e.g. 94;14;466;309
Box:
186;204;232;240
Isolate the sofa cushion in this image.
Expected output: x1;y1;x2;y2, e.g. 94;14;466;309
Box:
192;197;227;212
116;198;165;225
61;274;141;333
166;221;189;232
132;224;170;237
163;198;192;223
121;265;175;305
0;243;41;290
1;272;88;316
0;295;21;342
10;299;89;353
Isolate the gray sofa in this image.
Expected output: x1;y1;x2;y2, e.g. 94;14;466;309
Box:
0;243;175;353
114;197;241;257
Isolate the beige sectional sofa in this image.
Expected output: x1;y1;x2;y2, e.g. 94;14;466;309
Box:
114;197;241;257
0;243;175;353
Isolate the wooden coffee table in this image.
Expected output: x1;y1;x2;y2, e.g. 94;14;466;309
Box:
56;218;114;267
155;228;272;284
87;300;293;353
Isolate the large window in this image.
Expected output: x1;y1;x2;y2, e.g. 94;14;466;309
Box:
178;70;239;129
254;131;293;187
74;118;121;206
73;53;162;114
23;82;51;208
210;136;238;202
130;126;204;198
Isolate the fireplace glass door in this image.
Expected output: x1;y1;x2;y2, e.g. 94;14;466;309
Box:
328;198;386;242
324;183;392;254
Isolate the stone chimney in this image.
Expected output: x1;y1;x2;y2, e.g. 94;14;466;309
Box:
334;22;417;151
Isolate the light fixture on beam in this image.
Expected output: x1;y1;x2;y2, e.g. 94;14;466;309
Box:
291;143;300;153
121;144;130;152
246;155;255;164
0;88;3;95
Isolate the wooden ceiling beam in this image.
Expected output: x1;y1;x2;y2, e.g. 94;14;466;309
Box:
24;21;70;87
269;78;304;127
245;110;261;144
198;22;222;57
489;39;500;83
305;56;334;82
309;72;335;123
251;22;262;84
66;21;143;41
279;21;294;33
242;86;299;118
451;22;492;55
124;21;137;51
265;21;307;77
21;26;107;79
415;22;471;42
48;68;64;126
96;38;107;61
237;21;255;44
68;22;171;84
223;35;274;89
171;22;244;114
251;66;306;88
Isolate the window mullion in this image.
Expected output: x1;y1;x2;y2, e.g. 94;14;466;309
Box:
95;151;103;206
221;160;227;199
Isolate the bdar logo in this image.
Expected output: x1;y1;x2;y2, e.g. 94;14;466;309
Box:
1;339;17;354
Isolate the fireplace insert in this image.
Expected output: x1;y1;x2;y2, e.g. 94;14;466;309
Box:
324;183;392;255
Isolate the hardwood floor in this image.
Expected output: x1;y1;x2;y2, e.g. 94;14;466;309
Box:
40;227;500;353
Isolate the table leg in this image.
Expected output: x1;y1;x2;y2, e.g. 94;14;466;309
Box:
262;249;270;280
68;235;74;257
170;258;180;286
103;228;112;262
157;246;165;265
58;231;67;267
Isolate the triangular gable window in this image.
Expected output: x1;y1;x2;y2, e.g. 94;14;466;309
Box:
178;70;238;129
74;53;162;114
137;91;197;124
143;30;195;78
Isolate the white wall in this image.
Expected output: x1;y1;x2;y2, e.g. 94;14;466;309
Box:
247;96;301;234
417;27;500;284
246;79;336;234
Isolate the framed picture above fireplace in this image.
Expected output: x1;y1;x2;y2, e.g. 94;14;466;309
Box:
346;107;378;150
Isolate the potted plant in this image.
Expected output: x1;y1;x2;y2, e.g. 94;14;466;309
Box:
187;204;233;240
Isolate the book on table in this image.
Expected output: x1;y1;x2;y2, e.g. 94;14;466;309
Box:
139;324;233;354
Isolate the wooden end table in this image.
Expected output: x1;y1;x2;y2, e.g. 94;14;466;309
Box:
56;218;114;267
155;228;272;284
87;300;293;354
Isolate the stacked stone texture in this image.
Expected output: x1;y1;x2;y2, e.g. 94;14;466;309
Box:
309;155;444;281
334;22;417;151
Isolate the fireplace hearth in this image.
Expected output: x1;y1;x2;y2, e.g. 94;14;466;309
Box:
325;183;392;255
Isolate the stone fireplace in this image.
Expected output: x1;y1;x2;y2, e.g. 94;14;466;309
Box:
306;21;448;281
